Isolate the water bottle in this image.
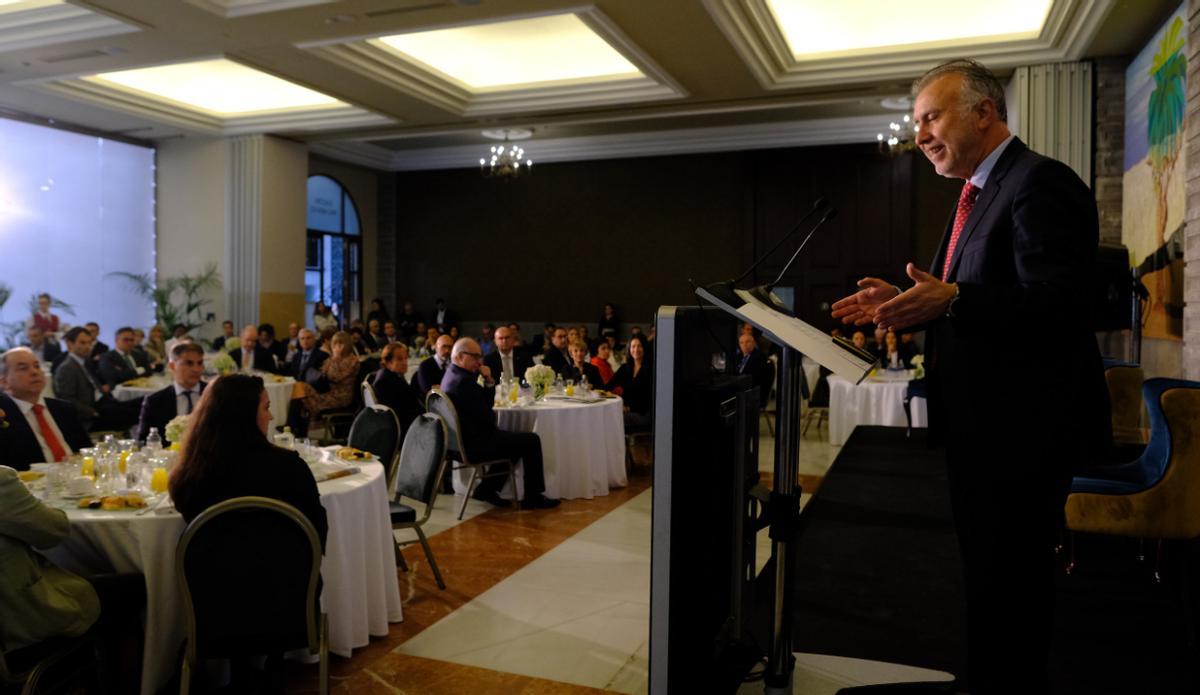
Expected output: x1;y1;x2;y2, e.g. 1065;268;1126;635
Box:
553;373;565;395
581;374;591;395
145;427;162;452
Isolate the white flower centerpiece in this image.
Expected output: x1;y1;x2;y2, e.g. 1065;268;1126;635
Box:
524;364;556;401
911;354;925;380
211;352;236;375
164;414;191;449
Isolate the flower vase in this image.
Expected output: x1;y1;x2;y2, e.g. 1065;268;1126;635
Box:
534;383;547;401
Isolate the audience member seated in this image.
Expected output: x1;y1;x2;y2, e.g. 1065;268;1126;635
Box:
287;331;359;437
372;343;423;439
229;324;278;373
439;338;559;509
382;320;400;345
137;342;206;445
349;326;371;356
258;323;288;364
870;327;888;362
169;373;328;690
610;336;652;431
899;332;921;365
84;322;108;369
312;300;338;333
507;323;524;349
416;335;454;394
365;319;387;352
430;297;459;333
0;348;92;469
396;301;422;342
479;323;496;355
366;297;390;325
604;335;622;373
563;339;603;388
131;328;164;374
734;332;771;407
283;322;301;363
97;326;153;389
22;324;61;365
54;327;138;433
532;322;555;355
882;331;910;369
285;328;328;384
413;325;436;358
27;292;61;334
591;342;616;386
447;325;460;341
851;330;868;352
542;326;570;373
143;324;168;365
483;325;532;383
164;323;191;358
211;320;236;351
598;303;619;341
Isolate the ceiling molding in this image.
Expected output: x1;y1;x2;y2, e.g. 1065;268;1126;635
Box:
184;0;336;18
31;72;392;136
312;114;890;172
298;6;687;117
703;0;1116;90
0;1;138;54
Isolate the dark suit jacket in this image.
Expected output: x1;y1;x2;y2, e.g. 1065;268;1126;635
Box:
211;335;233;352
429;307;459;332
415;357;448;394
23;340;62;365
562;361;603;389
541;348;568;374
97;349;150;389
733;349;771;407
136;382;206;445
228;345;278;373
52;356;102;426
925;138;1110;466
284;349;328;383
371;369;423;438
483;348;534;383
438;363;499;461
610;361;653;416
0;394;93;471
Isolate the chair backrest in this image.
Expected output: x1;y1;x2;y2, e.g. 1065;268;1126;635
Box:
175;497;322;661
394;413;449;523
348;405;401;487
424;388;467;464
1139;378;1195;483
361;379;379;408
1103;362;1145;440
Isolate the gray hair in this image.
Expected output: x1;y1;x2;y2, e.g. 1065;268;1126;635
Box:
912;58;1007;122
0;347;35;380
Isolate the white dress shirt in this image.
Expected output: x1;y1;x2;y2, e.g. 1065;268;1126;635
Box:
14;396;69;463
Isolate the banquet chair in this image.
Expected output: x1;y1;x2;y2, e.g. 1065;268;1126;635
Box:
389;413;450;590
1064;379;1200;620
425;388;518;520
0;634;99;695
361;379;379;408
175;497;328;695
348;404;401;487
801;368;830;436
1103;359;1147;451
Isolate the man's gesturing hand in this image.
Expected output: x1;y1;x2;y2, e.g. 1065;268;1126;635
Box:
873;263;957;331
831;278;900;326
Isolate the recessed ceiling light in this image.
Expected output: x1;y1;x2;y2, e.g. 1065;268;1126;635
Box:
766;0;1053;59
86;58;342;115
376;13;642;90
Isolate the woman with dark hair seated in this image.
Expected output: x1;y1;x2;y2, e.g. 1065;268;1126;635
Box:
288;331;360;437
169;373;327;543
562;339;603;389
609;336;652;430
590;341;616;387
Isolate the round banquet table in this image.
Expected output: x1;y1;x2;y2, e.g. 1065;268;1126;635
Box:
41;459;402;695
827;373;928;446
113;374;295;430
455;396;627;500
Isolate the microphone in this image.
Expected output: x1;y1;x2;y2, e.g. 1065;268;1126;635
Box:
767;206;838;290
732;196;829;285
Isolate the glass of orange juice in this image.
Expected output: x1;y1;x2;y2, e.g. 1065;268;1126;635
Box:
81;456;95;478
150;467;169;494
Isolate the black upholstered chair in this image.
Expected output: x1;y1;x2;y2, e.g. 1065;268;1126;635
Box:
348;404;402;487
0;634;99;695
390;413;450;590
425;388;518;520
175;497;328;695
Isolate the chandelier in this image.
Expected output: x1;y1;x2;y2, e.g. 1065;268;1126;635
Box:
876;97;918;154
480;128;533;179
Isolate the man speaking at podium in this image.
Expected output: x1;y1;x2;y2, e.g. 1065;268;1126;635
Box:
832;59;1109;694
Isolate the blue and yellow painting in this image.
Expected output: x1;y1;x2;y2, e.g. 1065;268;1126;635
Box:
1123;3;1186;340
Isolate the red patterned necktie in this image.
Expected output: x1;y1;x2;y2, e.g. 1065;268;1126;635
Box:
941;181;980;280
32;404;68;462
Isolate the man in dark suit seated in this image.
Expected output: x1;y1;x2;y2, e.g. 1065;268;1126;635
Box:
211;320;236;352
372;343;423;438
483;325;533;384
22;325;62;366
84;322;108;373
0;348;92;470
136;342;206;445
439;338;559;509
228;324;278;373
541;327;569;373
54;327;138;433
415;334;454;394
97;327;152;390
284;328;328;384
364;319;387;353
733;333;771;407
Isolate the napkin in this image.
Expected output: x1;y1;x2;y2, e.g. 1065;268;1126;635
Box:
310;462;361;482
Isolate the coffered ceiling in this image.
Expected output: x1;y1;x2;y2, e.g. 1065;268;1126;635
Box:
0;0;1179;171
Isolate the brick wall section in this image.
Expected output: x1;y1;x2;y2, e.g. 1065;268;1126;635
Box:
1185;0;1200;379
377;171;398;312
1093;57;1125;245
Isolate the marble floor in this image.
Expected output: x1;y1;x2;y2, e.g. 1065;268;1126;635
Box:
288;418;939;694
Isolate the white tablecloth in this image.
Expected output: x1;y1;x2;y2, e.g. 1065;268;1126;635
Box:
455;397;627;500
43;460;401;695
113;375;295;429
828;373;927;446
